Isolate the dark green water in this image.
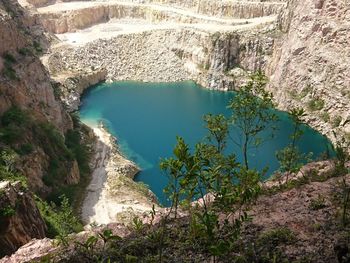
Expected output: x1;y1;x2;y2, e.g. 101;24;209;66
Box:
79;81;333;205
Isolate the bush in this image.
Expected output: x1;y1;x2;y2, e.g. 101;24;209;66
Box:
0;205;16;217
1;106;27;126
35;195;83;240
2;66;18;80
257;227;296;260
33;40;43;53
3;53;16;64
309;195;327;210
2;53;19;80
307;98;325;111
0;125;23;144
319;112;330;122
18;47;32;56
18;143;34;155
332;116;342;128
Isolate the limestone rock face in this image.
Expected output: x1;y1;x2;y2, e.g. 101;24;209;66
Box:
0;0;71;132
149;0;286;19
19;148;49;193
0;238;57;263
51;26;275;94
267;0;350;142
53;68;107;111
0;0;80;194
0;181;46;257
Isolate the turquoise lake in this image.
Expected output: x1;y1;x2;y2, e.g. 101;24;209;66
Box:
79;81;333;205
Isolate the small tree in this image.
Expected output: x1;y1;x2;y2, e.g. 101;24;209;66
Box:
228;72;278;169
332;136;350;226
203;114;228;153
276;108;310;182
160;136;191;219
0;149;18;173
161;114;261;261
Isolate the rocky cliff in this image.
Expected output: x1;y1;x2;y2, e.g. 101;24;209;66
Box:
0;0;93;254
266;0;350;144
0;0;84;192
0;181;46;257
0;0;69;131
32;0;350;145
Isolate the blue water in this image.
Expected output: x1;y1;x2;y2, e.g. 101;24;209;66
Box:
79;81;333;205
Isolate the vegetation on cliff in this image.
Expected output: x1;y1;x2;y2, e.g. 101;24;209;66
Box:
0;107;93;202
30;74;349;263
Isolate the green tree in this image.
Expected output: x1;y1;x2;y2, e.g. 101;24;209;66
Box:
36;195;82;245
203;114;228;153
161;137;190;219
161;113;261;260
0;149;18;173
276;108;310;182
228;72;278;169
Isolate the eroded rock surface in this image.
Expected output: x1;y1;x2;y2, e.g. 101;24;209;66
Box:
267;0;350;144
82;125;159;226
0;181;46;257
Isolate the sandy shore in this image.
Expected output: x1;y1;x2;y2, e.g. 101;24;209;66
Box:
81;125;159;226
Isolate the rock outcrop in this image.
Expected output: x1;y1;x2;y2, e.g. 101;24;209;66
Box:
0;0;87;193
0;0;70;131
33;0;285;35
51;68;107;111
82;126;158;226
266;0;350;144
46;26;275;94
0;181;46;257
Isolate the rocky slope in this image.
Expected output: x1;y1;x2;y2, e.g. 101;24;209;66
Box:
2;166;350;262
0;0;69;131
0;0;91;193
0;181;46;257
0;0;93;254
267;0;350;144
82;125;158;225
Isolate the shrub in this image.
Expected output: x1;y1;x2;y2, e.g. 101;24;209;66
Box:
2;66;18;80
18;47;32;56
332;116;342;128
35;195;83;240
307;98;325;111
319;112;330;122
257;227;295;249
1;106;27;126
0;205;16;217
18;143;34;155
33;40;43;53
309;195;327;210
3;53;16;64
0;125;23;144
300;85;313;98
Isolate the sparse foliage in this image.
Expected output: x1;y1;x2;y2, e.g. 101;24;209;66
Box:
228;71;278;169
161;112;261;261
276;108;311;182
